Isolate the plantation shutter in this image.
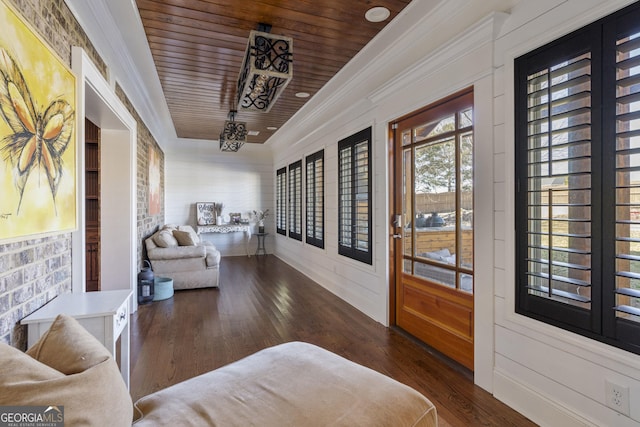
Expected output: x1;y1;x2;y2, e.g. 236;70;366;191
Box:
515;29;598;331
339;145;353;248
517;1;640;354
338;127;372;264
276;167;286;235
612;24;640;345
306;150;324;248
354;141;370;253
288;161;302;241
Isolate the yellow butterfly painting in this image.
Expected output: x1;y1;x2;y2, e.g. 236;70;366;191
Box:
0;47;74;215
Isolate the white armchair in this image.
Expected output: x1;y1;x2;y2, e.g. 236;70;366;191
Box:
145;225;220;289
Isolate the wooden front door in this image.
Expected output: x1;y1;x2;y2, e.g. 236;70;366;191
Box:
390;89;475;370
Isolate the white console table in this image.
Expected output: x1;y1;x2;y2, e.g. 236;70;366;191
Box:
21;290;132;389
196;224;251;256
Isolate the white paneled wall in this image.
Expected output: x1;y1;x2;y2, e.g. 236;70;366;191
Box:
165;146;274;257
267;1;640;426
493;1;640;426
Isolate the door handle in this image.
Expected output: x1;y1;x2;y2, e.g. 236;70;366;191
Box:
392;234;402;239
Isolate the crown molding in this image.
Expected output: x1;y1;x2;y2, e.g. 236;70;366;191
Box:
65;0;176;150
369;11;508;104
270;0;509;151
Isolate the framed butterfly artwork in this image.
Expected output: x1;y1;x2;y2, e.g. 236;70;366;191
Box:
0;0;77;241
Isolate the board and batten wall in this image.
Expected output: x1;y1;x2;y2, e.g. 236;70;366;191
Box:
164;144;274;257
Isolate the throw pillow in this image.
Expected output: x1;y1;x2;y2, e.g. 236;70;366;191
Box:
173;229;197;246
177;225;200;244
26;312;111;374
1;314;133;425
153;229;178;248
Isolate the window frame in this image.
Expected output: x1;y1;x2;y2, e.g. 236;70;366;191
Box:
514;1;640;355
338;127;373;265
288;160;302;241
305;149;324;249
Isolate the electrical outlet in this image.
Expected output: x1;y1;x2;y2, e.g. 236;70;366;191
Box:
605;380;630;417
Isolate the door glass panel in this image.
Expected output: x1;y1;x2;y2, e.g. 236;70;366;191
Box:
414;115;455;143
402;129;412;146
460;273;473;293
403;259;412;274
459;108;473;129
414;138;456;259
460;131;473;269
414;261;455;288
403;148;413;257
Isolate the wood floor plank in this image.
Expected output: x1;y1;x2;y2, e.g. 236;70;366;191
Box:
130;255;535;426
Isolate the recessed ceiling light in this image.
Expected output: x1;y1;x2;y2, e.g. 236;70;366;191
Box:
295;92;310;98
267;126;278;131
365;6;390;23
248;130;260;136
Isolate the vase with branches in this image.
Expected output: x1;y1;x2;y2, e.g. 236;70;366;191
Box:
253;209;269;233
215;203;224;224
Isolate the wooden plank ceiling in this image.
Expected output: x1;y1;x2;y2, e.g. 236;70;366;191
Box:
135;0;412;143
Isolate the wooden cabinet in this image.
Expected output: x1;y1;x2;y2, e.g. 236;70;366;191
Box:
85;119;101;292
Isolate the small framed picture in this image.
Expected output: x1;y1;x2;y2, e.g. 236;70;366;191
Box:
229;213;241;224
196;202;216;225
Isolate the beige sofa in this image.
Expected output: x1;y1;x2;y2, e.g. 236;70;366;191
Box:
145;225;220;289
1;315;438;427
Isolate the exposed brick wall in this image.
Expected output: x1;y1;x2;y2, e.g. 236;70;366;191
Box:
0;236;72;347
0;0;163;348
115;84;165;269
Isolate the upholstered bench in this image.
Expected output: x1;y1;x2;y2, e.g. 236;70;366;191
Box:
133;341;437;426
1;315;437;426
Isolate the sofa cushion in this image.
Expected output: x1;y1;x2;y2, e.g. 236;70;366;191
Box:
1;314;133;426
177;225;200;244
173;229;197;246
147;244;206;261
154;229;178;248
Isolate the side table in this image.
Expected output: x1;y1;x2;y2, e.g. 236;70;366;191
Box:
254;232;268;256
21;289;132;389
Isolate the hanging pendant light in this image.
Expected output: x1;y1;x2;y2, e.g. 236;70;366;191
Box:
219;110;246;152
236;25;293;112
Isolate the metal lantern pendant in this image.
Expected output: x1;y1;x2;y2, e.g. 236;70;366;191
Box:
138;260;155;304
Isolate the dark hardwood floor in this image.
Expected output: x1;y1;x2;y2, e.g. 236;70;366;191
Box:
130;255;536;426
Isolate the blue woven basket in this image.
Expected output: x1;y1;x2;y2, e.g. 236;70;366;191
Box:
153;277;174;301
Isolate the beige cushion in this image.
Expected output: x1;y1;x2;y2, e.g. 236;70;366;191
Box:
133;341;436;426
26;314;111;375
173;229;198;246
154;229;178;248
0;314;133;426
177;225;200;244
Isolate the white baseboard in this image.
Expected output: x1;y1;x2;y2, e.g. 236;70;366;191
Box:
493;370;598;427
